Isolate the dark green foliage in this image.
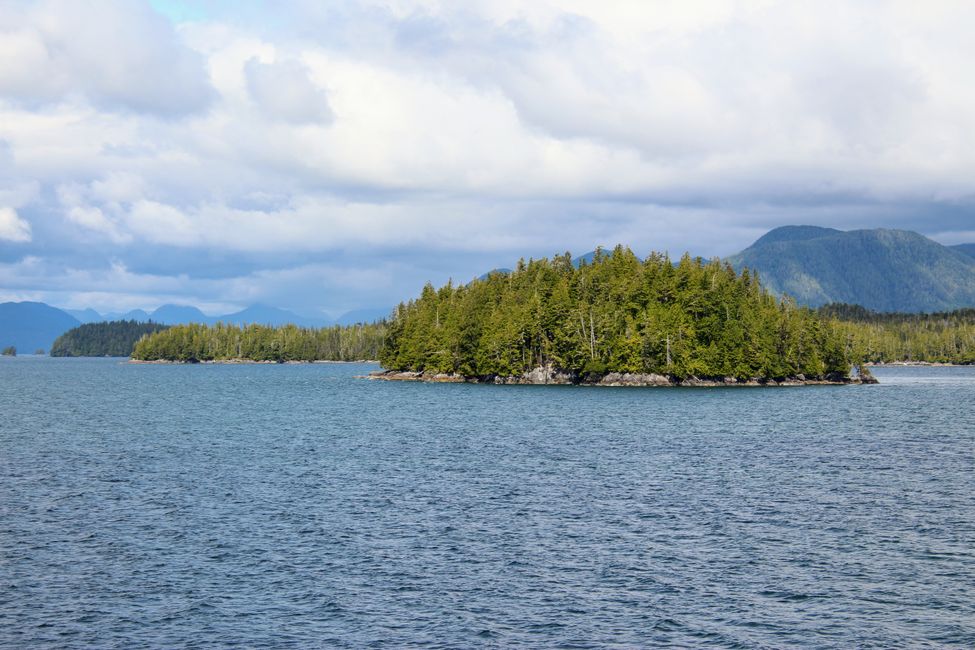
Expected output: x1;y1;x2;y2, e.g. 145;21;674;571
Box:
1;346;15;356
822;303;975;364
727;227;975;312
380;246;853;380
131;322;385;362
51;321;171;357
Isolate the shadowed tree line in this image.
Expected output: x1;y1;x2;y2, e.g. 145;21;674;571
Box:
51;321;170;357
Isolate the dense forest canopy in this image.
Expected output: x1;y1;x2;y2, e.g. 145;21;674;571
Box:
821;304;975;364
51;320;170;357
122;253;975;368
131;322;384;362
380;247;856;380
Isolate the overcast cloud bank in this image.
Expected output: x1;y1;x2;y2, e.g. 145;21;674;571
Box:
1;0;973;315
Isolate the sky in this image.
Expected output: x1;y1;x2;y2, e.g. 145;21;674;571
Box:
1;0;974;318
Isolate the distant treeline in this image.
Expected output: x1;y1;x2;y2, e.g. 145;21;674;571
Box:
131;322;385;362
380;247;856;380
51;321;170;357
822;304;975;364
122;275;975;367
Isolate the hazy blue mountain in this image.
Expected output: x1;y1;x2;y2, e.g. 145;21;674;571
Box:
65;308;103;323
1;299;384;355
574;251;598;266
749;225;842;247
218;304;327;327
727;227;975;312
0;302;81;353
333;307;391;325
102;309;151;322
952;243;975;259
149;304;213;325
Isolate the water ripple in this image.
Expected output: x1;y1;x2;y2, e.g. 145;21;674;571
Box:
0;359;973;647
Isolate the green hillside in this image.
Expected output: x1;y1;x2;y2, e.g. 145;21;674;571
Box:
727;227;975;312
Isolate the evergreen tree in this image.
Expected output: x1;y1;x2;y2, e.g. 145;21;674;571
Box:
379;248;856;380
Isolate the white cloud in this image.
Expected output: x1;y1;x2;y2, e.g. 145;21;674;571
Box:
244;57;334;124
90;172;148;204
0;254;399;319
56;182;132;243
66;206;132;244
0;207;31;242
1;0;975;313
126;200;199;246
0;0;213;115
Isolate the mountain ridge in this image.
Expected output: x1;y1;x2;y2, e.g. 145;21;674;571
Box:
1;301;389;354
0;302;81;353
952;243;975;259
727;226;975;312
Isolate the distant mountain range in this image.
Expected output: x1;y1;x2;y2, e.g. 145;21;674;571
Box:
726;226;975;312
0;302;82;354
1;302;390;354
5;225;975;354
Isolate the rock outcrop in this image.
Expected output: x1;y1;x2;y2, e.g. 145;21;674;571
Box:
370;365;875;386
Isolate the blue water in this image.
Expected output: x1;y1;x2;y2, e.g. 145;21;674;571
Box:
1;358;973;648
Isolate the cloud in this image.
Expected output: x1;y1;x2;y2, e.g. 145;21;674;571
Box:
2;0;975;314
244;57;334;124
53;182;131;244
0;207;31;242
0;253;401;319
0;0;213;115
126;200;199;246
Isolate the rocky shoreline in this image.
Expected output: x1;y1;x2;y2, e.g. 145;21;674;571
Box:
129;358;379;364
370;365;878;386
866;361;970;367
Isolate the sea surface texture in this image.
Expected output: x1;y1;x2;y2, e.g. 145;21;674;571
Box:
1;358;973;648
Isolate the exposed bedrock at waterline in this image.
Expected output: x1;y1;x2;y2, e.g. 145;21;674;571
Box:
371;365;878;386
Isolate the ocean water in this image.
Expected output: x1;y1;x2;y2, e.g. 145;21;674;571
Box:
1;357;973;648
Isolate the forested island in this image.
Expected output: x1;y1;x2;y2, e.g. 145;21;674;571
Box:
123;248;975;375
51;321;170;357
377;247;871;386
822;304;975;364
131;322;384;362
